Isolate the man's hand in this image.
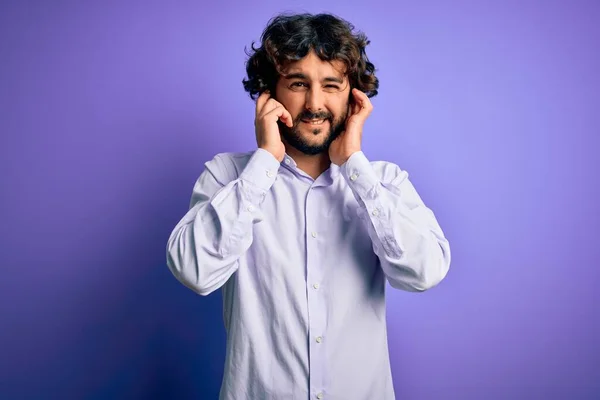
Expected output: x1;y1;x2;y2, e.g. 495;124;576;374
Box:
255;91;293;162
329;88;373;166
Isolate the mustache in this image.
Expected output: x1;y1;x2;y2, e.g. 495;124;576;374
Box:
297;111;332;121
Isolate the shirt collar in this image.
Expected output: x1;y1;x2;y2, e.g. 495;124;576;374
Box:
279;153;340;185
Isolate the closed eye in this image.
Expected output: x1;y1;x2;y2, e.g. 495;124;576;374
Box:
290;82;340;90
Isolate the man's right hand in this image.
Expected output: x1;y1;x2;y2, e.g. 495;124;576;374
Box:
254;91;293;162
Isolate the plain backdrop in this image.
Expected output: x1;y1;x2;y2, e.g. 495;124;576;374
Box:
1;0;599;399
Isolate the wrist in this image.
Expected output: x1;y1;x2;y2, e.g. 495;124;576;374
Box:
338;150;361;165
259;146;284;162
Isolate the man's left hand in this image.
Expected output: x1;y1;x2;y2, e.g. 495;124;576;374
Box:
329;88;373;166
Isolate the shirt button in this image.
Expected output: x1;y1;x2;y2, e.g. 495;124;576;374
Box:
316;393;324;399
285;158;291;165
247;205;254;212
266;170;273;177
350;173;358;181
371;209;379;216
311;231;317;238
316;336;323;343
313;283;319;290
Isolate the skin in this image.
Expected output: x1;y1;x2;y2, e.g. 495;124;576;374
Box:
254;50;373;179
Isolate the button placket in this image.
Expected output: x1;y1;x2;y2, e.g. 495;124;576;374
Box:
305;187;327;398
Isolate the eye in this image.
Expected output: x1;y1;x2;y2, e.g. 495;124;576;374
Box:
290;82;307;88
323;84;342;93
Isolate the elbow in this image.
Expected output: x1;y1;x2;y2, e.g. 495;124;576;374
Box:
166;241;234;297
389;271;447;292
412;243;451;292
388;241;451;292
166;255;218;296
165;218;232;296
411;263;449;292
166;242;215;296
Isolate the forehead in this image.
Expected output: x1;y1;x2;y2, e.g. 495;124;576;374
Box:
282;51;347;79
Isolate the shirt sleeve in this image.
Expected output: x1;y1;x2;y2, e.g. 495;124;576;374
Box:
340;151;451;292
166;148;280;296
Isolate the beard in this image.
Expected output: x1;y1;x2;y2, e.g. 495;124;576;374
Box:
277;108;348;156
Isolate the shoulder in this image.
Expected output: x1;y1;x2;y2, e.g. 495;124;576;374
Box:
343;151;409;186
370;159;409;182
204;150;254;185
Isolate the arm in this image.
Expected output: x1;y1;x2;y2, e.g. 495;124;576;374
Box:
166;148;280;296
340;151;451;292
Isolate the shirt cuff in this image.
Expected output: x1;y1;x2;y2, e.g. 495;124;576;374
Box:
239;148;280;192
340;151;380;200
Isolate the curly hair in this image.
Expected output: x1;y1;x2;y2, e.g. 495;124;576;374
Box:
242;13;379;100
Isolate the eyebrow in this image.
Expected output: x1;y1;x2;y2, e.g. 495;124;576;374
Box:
283;72;344;84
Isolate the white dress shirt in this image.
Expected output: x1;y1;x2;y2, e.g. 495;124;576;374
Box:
167;148;451;400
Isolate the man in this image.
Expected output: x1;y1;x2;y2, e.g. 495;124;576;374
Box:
166;12;451;400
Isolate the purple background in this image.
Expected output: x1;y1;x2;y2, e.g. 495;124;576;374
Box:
1;1;599;399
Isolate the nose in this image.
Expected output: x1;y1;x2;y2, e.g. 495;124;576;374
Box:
305;88;325;113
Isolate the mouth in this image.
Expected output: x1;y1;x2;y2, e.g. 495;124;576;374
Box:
300;119;328;126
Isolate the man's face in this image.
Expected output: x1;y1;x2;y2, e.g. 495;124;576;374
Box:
274;50;351;155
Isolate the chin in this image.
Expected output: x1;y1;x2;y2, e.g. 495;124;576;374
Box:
301;127;328;139
302;131;329;145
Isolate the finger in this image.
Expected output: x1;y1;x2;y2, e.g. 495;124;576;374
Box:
351;88;373;118
352;98;361;116
281;108;294;127
259;98;284;117
269;105;294;128
259;99;292;124
256;90;271;117
264;104;294;128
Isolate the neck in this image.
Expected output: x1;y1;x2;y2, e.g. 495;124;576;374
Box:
283;143;331;180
